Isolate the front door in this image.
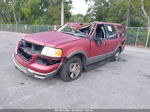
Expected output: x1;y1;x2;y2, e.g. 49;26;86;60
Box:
87;24;110;64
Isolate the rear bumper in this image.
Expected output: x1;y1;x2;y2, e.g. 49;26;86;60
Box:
13;53;62;79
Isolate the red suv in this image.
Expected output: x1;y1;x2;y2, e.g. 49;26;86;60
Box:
13;22;126;82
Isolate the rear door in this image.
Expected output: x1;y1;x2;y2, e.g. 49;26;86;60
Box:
104;24;119;52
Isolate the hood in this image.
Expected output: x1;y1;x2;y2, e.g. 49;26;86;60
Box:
23;31;80;47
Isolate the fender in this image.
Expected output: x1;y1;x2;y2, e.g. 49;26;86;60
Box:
67;50;88;58
116;44;123;52
64;50;88;65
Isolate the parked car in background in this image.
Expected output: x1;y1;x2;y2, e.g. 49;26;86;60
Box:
13;22;126;82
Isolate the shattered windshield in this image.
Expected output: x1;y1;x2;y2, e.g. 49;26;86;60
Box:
57;23;92;38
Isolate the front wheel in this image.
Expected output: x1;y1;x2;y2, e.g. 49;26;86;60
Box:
60;56;83;82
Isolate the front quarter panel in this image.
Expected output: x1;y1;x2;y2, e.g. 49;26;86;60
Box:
57;38;90;61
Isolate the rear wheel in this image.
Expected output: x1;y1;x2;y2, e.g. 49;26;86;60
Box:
60;56;83;82
113;48;121;61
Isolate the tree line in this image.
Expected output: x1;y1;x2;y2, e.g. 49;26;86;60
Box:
0;0;150;27
0;0;72;25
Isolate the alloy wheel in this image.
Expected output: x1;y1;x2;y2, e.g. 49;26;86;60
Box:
69;62;81;79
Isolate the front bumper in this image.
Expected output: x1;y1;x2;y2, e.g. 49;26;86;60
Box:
13;54;62;79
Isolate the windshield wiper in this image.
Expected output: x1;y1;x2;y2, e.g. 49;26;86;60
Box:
76;34;87;38
61;31;75;36
61;31;87;38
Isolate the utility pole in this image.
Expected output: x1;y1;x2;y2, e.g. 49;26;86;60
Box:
126;0;131;28
61;0;64;26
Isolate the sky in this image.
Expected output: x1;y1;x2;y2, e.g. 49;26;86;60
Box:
71;0;90;15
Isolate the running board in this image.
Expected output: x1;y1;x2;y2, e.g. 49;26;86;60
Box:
84;57;113;71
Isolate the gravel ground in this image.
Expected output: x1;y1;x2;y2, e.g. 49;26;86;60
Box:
0;31;150;109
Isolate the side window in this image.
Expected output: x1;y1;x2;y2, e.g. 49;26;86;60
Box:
105;24;117;39
118;26;125;38
95;24;106;39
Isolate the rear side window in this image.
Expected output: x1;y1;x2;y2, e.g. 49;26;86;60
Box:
117;26;126;38
105;24;117;39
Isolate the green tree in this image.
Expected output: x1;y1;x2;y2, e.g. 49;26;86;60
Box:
70;14;85;22
85;0;150;27
0;0;72;25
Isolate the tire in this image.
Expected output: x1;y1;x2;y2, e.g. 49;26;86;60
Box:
112;48;121;61
60;56;83;82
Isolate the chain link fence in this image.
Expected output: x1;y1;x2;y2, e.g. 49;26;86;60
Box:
0;24;60;33
0;24;150;48
126;27;150;48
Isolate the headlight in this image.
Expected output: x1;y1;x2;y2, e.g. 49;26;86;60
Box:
41;46;62;57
